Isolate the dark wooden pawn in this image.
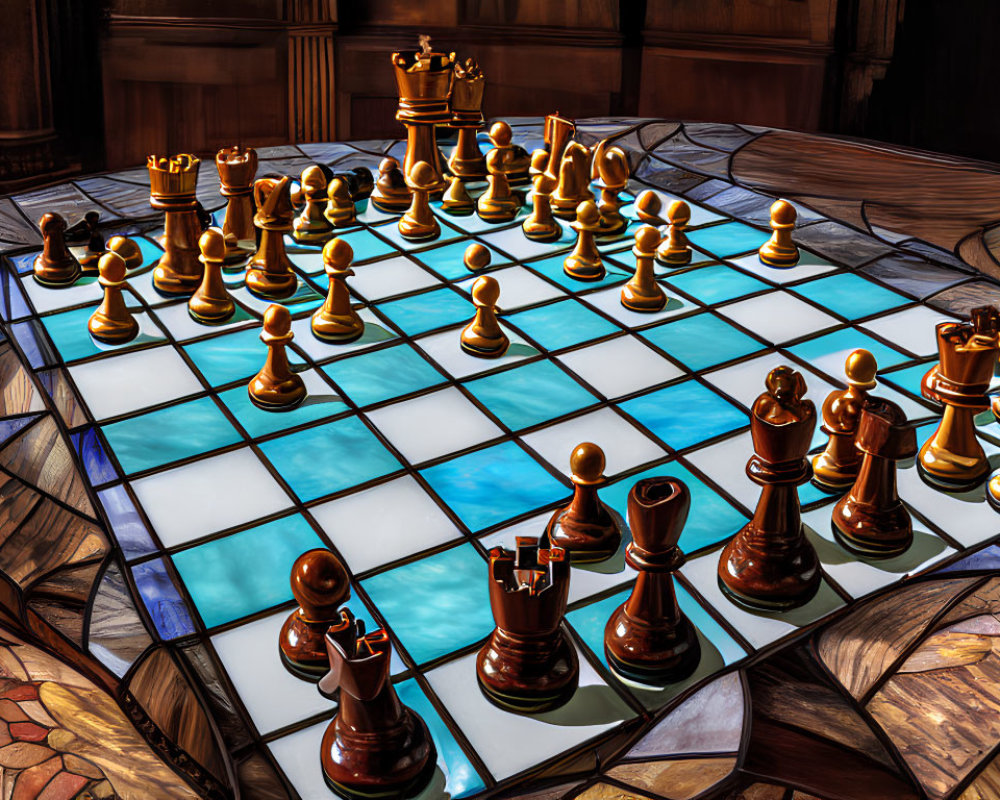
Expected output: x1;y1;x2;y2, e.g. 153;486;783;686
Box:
279;549;351;680
370;156;411;214
833;397;917;558
718;366;820;610
67;210;105;272
604;477;700;684
34;212;81;287
319;623;436;800
544;442;622;563
477;539;578;713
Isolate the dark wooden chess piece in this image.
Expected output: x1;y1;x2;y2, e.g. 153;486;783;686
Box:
216;145;258;263
279;548;351;680
148;154;203;296
248;304;307;410
460;276;508;358
246;176;298;300
634;190;665;226
759;199;799;267
477;148;520;224
812;349;877;491
595;145;628;236
718;366;820;610
448;57;487;179
621;225;667;312
477;538;578;713
319;622;436;800
656;200;692;266
33;212;81;287
67;210;105;272
293;165;334;243
551;142;591;219
189;228;236;324
920;307;999;491
833;397;917;558
312;237;364;343
543;442;622;563
398;161;441;240
488;120;530;185
325;177;357;229
370;157;411;214
604;477;701;684
88;252;138;344
522;173;561;242
563;200;604;281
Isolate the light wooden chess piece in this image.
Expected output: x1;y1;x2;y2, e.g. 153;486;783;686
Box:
529;148;548;178
812;349;877;491
107;235;143;270
634;190;665;226
464;243;490;272
324;177;356;229
312;237;364;343
596;146;628;236
551;142;591;219
247;176;298;300
563;200;604;281
216;145;258;263
488;120;530;185
293;166;334;243
622;225;667;312
461;275;508;358
89;251;138;344
656;200;692;266
370;157;411;214
149;154;203;296
249;304;306;410
189;227;236;324
522;174;561;241
759;199;799;267
34;212;81;287
442;175;475;215
399;161;441;240
477;148;520;223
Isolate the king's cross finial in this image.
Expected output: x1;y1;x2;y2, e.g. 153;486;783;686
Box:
418;34;431;54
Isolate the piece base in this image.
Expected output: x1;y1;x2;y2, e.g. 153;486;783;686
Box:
606;645;701;686
248;392;306;412
655;249;692;266
916;462;987;492
245;271;297;301
292;228;334;244
476;672;577;715
33;259;81;288
441;203;475;216
758;250;800;268
188;304;235;325
312;321;365;343
621;293;667;313
563;264;605;282
522;224;562;242
152;267;201;297
322;760;436;800
278;647;328;683
460;339;508;359
397;226;441;242
89;321;139;345
831;521;910;560
717;573;818;612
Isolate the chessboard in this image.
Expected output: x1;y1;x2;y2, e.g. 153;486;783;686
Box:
1;116;998;800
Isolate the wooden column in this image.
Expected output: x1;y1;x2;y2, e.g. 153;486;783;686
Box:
286;1;338;142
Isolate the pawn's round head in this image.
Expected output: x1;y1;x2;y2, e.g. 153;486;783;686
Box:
408;160;435;190
634;224;661;254
770;199;796;226
379;156;400;175
301;165;326;193
97;251;127;283
464;243;491;271
198;227;226;263
39;212;66;235
263;304;292;337
84;210;100;226
635;190;662;221
290;549;350;620
108;235;142;267
530;148;548;173
322;237;353;271
576;199;600;227
845;348;878;389
667;199;691;226
490;120;512;147
570;442;605;485
471;275;500;307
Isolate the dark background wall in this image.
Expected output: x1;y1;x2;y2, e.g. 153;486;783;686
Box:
0;0;996;191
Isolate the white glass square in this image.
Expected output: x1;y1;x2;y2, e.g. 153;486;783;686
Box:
349;255;441;302
727;250;838;284
719;291;839;346
860;305;957;358
291;308;397;362
557;335;683;399
21;275;104;314
456;266;565;311
415;324;538;379
582;285;697;329
150;300;257;343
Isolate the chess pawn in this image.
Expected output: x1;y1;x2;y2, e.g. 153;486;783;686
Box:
718;366;820;610
551;142;592;219
464;243;491;272
605;477;701;684
88;251;138;344
312;238;364;343
33;212;81;287
74;211;105;272
833;397;918;557
812;349;878;491
279;549;352;680
596;146;628;237
622;225;667;312
292;166;334;243
656;200;692;266
216;145;258;263
634;190;665;226
544;442;622;563
920;309;999;490
370;157;411;214
477;539;579;712
398;161;441;241
522;174;561;242
189;228;236;324
246;176;298;300
461;276;508;358
488;120;531;185
325;177;357;229
563;200;604;281
759;199;799;267
529;148;549;178
248;304;307;410
441;175;475;215
477;148;520;224
107;235;143;271
319;624;436;800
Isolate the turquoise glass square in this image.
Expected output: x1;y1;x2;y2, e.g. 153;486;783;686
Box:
688;221;770;258
377;288;472;336
322;344;445;407
665;264;770;305
464;360;597;430
373;219;464;252
43;304;165;362
792;272;909;320
641;312;765;371
184;327;305;387
135;235;164;265
525;254;631;292
259;416;402;501
334;228;397;263
787;327;910;372
362;544;493;665
217;382;349;439
508;299;619;351
102;396;241;474
622;380;747;451
412;239;511;280
420;440;567;532
881;361;934;398
172;514;324;628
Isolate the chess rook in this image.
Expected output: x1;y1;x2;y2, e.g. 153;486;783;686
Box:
448;57;487;179
246;176;298;300
833;397;917;558
216;145;258;263
88;251;138;344
33;212;81;287
477;147;520;224
522;173;561;241
759;199;799;267
544;442;622;562
293;165;334;243
248;304;307;411
399;161;441;240
312;237;365;343
149;153;204;296
605;477;700;684
461;275;508;358
656;200;692;266
622;225;667;312
189;227;236;324
718;366;820;610
563;200;604;281
477;539;579;712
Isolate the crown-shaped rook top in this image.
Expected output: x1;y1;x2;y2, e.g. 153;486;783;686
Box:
451;57;485;124
147;153;200;200
392;36;455;125
925;308;1000;402
750;366;816;472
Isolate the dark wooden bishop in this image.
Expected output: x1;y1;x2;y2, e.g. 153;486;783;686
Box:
604;477;700;684
319;621;436;800
718;366;820;610
477;538;578;713
833;397;917;558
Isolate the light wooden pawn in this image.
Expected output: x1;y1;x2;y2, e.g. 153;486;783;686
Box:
656;200;692;265
759;199;799;267
189;227;236;324
461;275;508;358
89;251;138;344
622;226;667;312
312;238;364;343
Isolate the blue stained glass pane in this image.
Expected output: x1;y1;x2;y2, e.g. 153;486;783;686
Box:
0;416;38;447
97;484;156;559
1;271;31;320
10;320;56;368
131;558;196;639
72;427;118;485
